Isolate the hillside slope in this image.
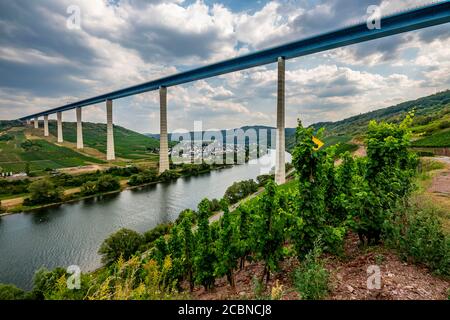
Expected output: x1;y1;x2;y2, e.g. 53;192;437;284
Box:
287;90;450;151
0;127;104;174
47;121;160;160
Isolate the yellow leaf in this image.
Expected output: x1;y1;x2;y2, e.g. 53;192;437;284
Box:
312;137;324;150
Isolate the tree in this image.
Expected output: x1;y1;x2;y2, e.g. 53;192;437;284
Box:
98;228;144;265
0;284;26;300
251;180;285;283
95;174;120;193
180;214;196;291
194;198;216;290
26;179;62;205
215;199;238;287
80;181;97;196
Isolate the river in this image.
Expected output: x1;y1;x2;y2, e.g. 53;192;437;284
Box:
0;151;291;290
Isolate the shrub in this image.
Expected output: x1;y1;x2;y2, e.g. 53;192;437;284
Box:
24;179;62;206
251;180;286;283
256;174;273;187
159;170;181;182
80;181;97;196
0;284;26;300
214;199;239;286
351;115;417;245
95;175;120;193
128;169;158;186
291;121;329;256
388;205;450;276
194;199;216;290
32;267;67;300
144;223;173;244
86;256;185;300
98;228;144;265
438;120;450;130
224;179;258;204
293;242;329;300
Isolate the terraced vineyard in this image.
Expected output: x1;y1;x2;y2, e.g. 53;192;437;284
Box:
47;121;159;160
0;129;104;173
412;129;450;147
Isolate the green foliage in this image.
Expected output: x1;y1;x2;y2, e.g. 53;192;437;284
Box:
80;181;97;196
128;169;158;186
215;199;239;286
224;179;258;204
387;205;450;276
0;284;27;300
24;179;62;206
291;122;329;256
159;169;181;182
47;121;159;160
143;222;173;245
350;115;418;244
98;228;144;265
237;205;252;269
194;199;216;290
0;129;104;174
293;241;329;300
256;174;274;187
87;256;185;300
32;267;67;300
251;180;286;282
412;129;450;147
0;179;30;198
80;174;121;196
180;215;196;291
105;166;139;177
0;133;13;141
166;224;184;289
95;174;121;193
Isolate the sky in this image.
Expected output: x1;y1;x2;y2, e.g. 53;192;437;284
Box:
0;0;449;133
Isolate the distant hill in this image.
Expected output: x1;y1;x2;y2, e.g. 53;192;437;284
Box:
145;125;275;141
286;90;450;151
47;121;160;160
310;90;450;136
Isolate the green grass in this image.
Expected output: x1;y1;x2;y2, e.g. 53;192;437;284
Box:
47;121;159;159
412;129;450;147
0;129;103;174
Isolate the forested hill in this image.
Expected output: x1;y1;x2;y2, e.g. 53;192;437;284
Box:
310;90;450;137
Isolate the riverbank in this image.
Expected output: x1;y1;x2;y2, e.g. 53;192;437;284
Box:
0;163;233;216
0;151;289;290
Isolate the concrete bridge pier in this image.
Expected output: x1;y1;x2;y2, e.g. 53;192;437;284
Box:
106;100;115;161
159;86;170;173
76;107;84;149
26;119;30;125
57;111;63;143
275;57;286;185
34;117;39;129
44;115;49;137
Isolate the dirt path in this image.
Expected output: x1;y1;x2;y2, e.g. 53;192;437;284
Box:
427;157;450;194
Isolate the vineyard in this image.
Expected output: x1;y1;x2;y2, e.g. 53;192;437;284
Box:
3;115;449;300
